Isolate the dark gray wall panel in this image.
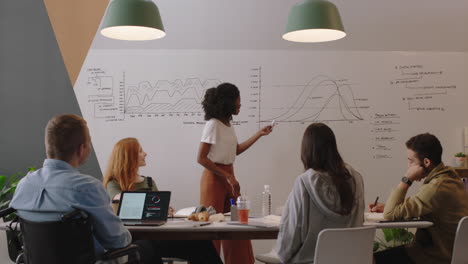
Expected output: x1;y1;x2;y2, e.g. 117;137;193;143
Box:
0;0;101;178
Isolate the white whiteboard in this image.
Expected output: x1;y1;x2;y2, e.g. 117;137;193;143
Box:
74;50;468;214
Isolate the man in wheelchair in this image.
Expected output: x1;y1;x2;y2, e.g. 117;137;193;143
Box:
9;114;158;264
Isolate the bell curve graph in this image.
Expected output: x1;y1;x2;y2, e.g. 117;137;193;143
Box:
83;67;368;124
259;75;369;124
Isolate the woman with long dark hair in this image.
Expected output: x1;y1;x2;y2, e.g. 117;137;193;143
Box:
274;123;365;263
197;83;273;264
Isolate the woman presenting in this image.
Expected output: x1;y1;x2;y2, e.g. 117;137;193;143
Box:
197;83;273;264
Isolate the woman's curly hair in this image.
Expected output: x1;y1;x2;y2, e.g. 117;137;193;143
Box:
202;83;240;121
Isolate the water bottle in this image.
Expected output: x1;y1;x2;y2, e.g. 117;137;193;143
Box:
262;185;272;217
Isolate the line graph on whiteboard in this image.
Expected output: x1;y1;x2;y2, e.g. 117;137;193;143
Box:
259;75;370;124
83;69;223;121
125;78;221;114
82;67;369;125
82;68;260;124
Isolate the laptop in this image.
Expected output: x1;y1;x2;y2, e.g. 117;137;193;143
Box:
117;191;171;226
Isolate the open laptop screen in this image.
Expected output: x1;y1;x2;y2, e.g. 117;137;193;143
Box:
118;191;171;221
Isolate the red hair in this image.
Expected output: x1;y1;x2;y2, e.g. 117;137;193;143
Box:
103;138;141;191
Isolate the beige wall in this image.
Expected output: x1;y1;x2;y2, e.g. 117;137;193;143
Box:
44;0;108;86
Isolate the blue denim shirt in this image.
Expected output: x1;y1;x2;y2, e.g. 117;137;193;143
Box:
10;159;132;255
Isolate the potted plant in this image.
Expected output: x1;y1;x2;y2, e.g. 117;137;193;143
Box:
0;170;26;215
454;152;467;168
374;228;414;252
0;167;35;262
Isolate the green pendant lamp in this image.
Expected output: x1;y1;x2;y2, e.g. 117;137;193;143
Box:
283;0;345;43
101;0;165;41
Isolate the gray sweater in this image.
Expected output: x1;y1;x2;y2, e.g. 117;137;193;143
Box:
275;165;365;264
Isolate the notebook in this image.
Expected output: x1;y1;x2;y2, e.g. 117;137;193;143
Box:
364;212;385;222
117;191;171;226
364;212;420;223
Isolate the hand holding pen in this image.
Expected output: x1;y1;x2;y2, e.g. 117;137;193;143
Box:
368;196;385;213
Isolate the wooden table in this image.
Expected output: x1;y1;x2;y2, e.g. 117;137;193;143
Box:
363;221;433;228
0;217;433;241
127;219;279;240
128;218;433;241
364;213;433;229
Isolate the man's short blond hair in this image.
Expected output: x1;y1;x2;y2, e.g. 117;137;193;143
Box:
45;114;88;161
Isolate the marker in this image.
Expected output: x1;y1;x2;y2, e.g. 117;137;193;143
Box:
271;120;276;128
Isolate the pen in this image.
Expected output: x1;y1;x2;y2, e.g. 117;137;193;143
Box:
199;222;211;227
373;196;379;207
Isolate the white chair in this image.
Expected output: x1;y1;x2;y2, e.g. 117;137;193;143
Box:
314;226;376;264
451;216;468;264
162;257;187;264
255;250;282;264
256;226;376;264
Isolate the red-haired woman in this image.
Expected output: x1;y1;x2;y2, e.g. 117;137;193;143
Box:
104;137;222;264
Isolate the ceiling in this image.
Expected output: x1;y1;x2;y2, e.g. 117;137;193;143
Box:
91;0;468;52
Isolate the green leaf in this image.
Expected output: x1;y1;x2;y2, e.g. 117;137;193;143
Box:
373;242;380;252
0;200;11;209
0;187;13;197
377;228;414;249
0;175;6;187
0;166;33;212
382;228;394;242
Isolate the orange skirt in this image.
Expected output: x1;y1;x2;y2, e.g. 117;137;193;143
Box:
200;164;254;264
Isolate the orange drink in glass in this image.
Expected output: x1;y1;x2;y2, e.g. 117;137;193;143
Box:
236;196;250;224
238;209;250;223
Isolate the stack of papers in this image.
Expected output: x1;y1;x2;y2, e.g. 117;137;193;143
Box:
174;206;197;218
227;220;278;228
263;215;281;225
364;212;385;222
364;212;423;223
226;215;281;228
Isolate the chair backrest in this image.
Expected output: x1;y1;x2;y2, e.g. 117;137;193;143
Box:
20;210;95;264
314;226;376;264
451;216;468;264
